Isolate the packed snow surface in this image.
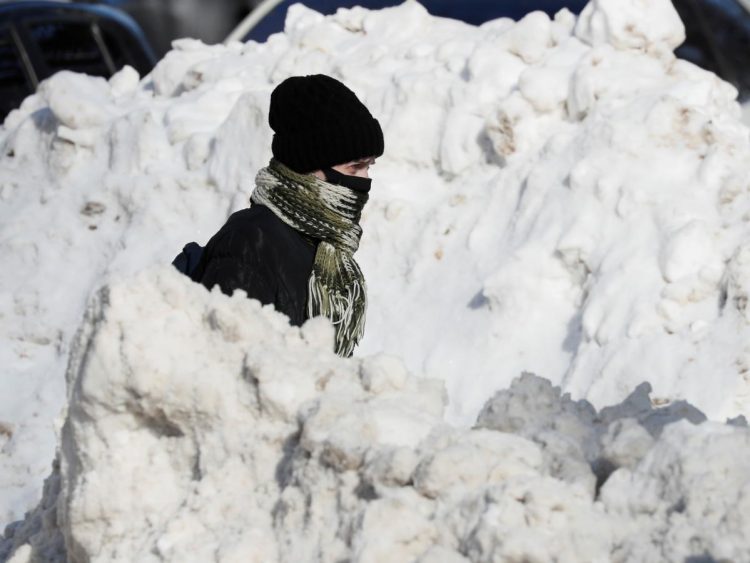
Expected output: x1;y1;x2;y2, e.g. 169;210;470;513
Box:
2;0;750;558
4;269;750;562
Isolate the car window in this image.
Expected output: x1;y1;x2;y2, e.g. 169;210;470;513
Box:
0;26;31;118
26;19;111;77
0;4;157;120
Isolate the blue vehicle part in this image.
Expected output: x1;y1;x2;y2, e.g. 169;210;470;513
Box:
0;1;157;118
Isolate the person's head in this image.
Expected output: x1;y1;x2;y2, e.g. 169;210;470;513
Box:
268;74;384;182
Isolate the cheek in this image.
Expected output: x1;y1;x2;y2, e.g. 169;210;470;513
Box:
352;168;370;179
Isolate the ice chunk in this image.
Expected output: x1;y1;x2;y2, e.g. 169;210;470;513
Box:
575;0;685;53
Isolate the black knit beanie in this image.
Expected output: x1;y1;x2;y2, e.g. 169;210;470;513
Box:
269;74;385;174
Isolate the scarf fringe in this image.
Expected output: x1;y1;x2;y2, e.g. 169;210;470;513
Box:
307;273;366;358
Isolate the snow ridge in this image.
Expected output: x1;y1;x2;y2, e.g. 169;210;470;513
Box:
4;269;750;562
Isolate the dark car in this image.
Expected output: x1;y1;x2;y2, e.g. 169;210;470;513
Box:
0;1;157;119
228;0;750;102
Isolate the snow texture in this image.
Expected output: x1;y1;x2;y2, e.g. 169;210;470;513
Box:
2;0;750;557
3;269;750;562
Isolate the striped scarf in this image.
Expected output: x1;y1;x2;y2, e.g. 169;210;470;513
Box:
251;159;368;357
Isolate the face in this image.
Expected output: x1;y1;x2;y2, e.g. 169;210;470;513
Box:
333;157;376;178
312;157;376;180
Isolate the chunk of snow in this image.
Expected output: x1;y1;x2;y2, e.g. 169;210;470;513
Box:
4;271;750;561
575;0;686;53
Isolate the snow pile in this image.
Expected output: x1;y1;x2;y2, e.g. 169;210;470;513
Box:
3;0;750;532
3;269;750;562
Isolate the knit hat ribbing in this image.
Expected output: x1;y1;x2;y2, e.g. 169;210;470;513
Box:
269;74;384;174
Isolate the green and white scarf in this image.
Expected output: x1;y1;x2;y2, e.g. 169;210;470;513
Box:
251;159;368;357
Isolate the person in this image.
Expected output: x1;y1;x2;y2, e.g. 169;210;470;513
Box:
190;74;384;357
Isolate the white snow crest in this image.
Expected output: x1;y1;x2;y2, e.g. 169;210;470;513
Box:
56;268;445;562
574;0;686;53
4;269;750;561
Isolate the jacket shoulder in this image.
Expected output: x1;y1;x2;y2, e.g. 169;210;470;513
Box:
216;205;295;256
195;204;315;327
226;205;286;234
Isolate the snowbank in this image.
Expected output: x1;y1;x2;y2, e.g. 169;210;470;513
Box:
3;268;750;562
2;0;750;538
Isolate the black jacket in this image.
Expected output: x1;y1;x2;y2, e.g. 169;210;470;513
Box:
192;204;317;326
